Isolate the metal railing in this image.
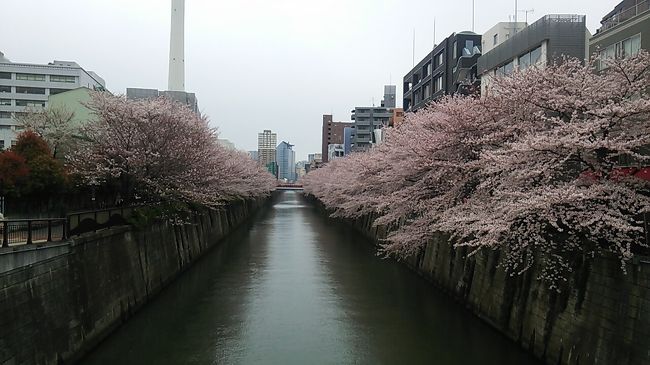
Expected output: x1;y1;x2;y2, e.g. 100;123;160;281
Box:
599;0;650;32
66;205;140;237
1;218;67;247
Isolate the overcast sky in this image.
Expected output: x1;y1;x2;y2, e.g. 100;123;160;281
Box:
2;0;613;160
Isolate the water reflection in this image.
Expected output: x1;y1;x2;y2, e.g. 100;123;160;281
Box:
82;191;539;365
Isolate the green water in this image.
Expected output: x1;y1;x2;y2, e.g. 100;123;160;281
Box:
82;191;539;365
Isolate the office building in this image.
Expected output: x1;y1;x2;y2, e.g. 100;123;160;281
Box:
258;129;277;168
0;52;105;150
590;0;649;69
403;32;482;112
321;114;353;163
276;141;296;182
478;15;589;95
381;85;396;108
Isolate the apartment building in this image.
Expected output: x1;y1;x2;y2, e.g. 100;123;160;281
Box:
477;15;589;95
590;0;649;70
403;32;482;112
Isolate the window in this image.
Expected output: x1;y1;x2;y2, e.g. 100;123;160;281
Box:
0;140;4;150
436;52;443;67
621;34;641;58
0;99;11;106
453;41;457;59
15;87;45;95
0;86;10;93
15;99;45;107
519;53;531;70
0;112;11;119
0;72;11;80
518;46;542;71
50;75;76;83
503;61;515;75
493;34;498;46
465;40;474;53
15;73;45;82
530;46;542;65
434;75;443;92
11;140;17;147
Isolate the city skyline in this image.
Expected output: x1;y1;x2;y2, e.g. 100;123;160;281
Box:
0;0;613;160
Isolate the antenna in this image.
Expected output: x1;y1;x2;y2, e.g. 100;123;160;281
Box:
519;8;534;24
412;28;416;67
433;18;436;49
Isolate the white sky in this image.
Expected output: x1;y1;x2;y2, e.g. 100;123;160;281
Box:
1;0;614;160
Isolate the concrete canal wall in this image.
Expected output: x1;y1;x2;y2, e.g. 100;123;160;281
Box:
313;199;650;365
0;197;267;365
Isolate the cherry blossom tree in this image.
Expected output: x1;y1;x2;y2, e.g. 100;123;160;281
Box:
304;52;650;286
67;92;275;208
16;105;77;159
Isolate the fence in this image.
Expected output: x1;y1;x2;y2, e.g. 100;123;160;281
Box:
599;0;650;32
1;219;67;247
66;206;140;237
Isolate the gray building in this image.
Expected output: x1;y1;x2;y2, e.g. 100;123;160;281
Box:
126;88;199;114
276;141;296;182
0;52;105;150
351;85;395;151
403;31;482;112
590;0;649;69
478;15;589;95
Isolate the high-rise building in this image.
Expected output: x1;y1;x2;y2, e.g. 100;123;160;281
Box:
403;32;482;112
590;0;649;70
478;15;589;95
321;114;353;163
0;52;105;150
258;129;277;168
276;141;296;182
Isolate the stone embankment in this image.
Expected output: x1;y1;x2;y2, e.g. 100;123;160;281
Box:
309;196;650;365
0;197;268;365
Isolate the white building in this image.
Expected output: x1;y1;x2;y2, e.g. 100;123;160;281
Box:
327;143;345;161
0;51;105;150
481;22;528;55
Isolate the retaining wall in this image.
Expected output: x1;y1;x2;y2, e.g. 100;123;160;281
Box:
0;197;267;365
321;201;650;365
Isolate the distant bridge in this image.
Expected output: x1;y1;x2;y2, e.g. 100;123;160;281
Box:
276;183;304;191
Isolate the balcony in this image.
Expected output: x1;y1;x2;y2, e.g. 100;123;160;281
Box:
599;0;649;33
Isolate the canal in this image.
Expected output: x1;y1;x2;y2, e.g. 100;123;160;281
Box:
82;191;539;364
